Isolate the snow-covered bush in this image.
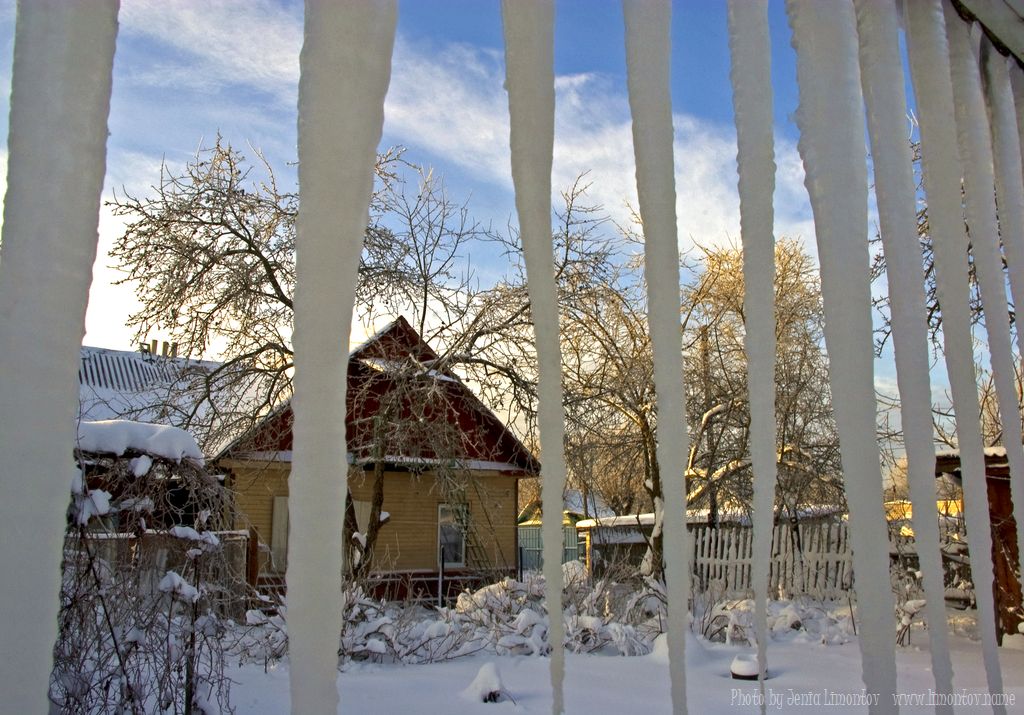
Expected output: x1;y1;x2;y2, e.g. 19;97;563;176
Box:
338;569;660;664
691;592;857;647
50;445;253;714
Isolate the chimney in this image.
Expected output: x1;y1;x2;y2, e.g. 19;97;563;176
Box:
150;339;158;354
171;342;179;358
162;341;170;357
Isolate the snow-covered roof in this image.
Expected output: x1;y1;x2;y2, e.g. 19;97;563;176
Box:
576;504;845;530
576;513;656;529
79;346;219;424
219;317;539;475
348;317;404;356
77;419;204;463
575;511;741;528
575;512;717;528
935;445;1008;459
562;489;615;518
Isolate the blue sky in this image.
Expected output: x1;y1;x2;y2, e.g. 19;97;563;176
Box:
0;1;824;355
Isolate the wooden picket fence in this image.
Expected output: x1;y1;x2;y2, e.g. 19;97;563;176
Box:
690;521;854;600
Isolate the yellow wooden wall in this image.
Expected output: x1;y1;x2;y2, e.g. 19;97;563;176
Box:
222;459;518;575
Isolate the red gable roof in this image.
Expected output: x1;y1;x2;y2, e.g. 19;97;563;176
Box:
221;317;538;476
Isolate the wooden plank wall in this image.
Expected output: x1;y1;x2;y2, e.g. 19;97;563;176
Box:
227;462;518;575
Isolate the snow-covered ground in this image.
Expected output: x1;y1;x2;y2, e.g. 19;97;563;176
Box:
228;615;1024;714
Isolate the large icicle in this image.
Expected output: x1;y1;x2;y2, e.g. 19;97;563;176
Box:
983;46;1024;560
0;3;118;711
725;1;776;708
986;50;1024;342
946;6;1024;680
500;4;568;713
903;0;1005;708
622;2;691;712
1011;65;1024;199
853;1;955;707
1011;65;1024;195
784;2;898;712
288;4;396;713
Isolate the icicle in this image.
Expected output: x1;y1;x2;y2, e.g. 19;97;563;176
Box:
1011;65;1024;186
903;0;1005;709
725;1;776;710
288;4;396;713
854;1;955;708
622;2;691;712
983;46;1024;563
945;15;1022;708
500;4;568;714
988;51;1024;317
0;3;118;711
784;2;898;712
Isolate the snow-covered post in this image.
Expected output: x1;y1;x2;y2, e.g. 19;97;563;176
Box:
725;0;776;704
853;0;954;706
982;45;1024;563
784;2;897;711
903;0;1005;706
0;2;118;711
500;3;568;713
288;3;396;713
622;2;692;711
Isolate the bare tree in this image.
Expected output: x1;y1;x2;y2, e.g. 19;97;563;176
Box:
870;142;999;357
457;183;843;577
681;240;844;523
109;137;486;452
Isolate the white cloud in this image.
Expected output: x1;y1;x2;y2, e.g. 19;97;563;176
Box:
384;42;815;255
57;2;822;349
385;40;510;183
110;2;815;258
85;204;142;350
118;0;301;103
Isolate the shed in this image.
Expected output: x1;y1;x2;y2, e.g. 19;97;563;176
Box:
935;446;1022;641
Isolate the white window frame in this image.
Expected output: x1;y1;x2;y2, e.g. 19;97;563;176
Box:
437;503;467;568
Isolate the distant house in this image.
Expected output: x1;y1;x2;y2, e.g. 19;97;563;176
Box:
934;446;1022;641
216;317;539;600
576;505;847;581
516;489;613;571
76;345;228;530
78;343;219;428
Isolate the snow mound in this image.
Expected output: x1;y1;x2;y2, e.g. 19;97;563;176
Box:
78;419;203;462
730;653;760;679
170;525;221;547
74;488;112;525
562;559;588;587
461;662;504;703
159;570;200;603
130;454;153;477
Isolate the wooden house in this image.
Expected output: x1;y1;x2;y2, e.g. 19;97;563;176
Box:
216;317;538;600
516;489;613;571
934;447;1022;641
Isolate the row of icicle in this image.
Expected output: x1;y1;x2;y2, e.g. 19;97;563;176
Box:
1;1;1022;714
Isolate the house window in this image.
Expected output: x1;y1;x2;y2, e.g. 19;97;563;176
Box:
438;503;467;568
